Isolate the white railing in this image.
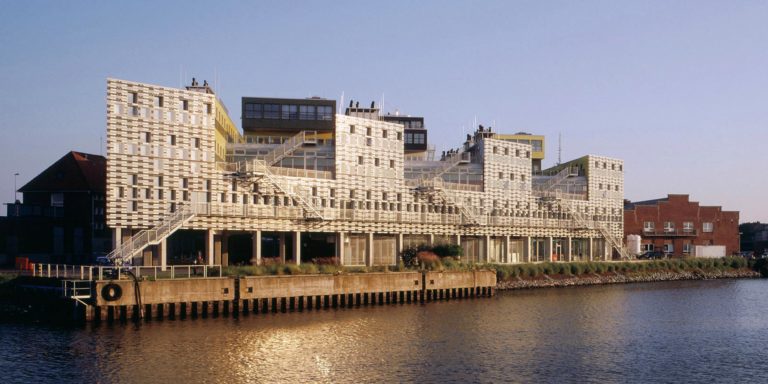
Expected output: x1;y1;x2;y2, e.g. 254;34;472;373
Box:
533;165;579;193
107;204;195;266
420;150;471;180
262;130;317;165
31;263;222;281
558;199;631;259
414;178;482;225
235;159;324;220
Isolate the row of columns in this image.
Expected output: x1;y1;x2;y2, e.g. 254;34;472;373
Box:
113;227;611;267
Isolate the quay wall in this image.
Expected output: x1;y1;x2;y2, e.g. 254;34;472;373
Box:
95;278;234;307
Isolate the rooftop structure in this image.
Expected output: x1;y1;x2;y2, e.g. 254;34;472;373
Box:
105;78;627;268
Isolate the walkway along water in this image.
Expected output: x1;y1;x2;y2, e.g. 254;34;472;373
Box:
13;265;496;323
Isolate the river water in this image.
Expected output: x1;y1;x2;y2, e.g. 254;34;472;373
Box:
2;279;767;383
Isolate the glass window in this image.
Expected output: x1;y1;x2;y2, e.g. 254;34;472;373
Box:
299;105;316;120
244;103;262;119
664;222;675;233
683;243;692;254
51;193;64;207
643;221;655;232
531;140;543;152
317;105;333;120
703;222;714;232
414;133;425;144
263;104;280;119
405;133;414;144
281;104;298;119
663;243;674;253
683;222;694;232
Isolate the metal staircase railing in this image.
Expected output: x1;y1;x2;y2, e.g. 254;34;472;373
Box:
261;130;317;166
415;178;483;225
557;197;631;259
106;204;196;266
237;159;324;220
420;150;471;180
533;165;579;194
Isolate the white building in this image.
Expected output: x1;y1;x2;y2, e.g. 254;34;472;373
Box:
106;78;627;267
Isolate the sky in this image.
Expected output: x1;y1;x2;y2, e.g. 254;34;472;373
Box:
1;0;767;222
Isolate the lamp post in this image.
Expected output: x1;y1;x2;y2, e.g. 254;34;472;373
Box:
13;173;19;202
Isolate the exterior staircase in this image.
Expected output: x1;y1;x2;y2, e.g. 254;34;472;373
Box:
107;204;195;266
415;178;483;225
261;130;317;166
420;150;471;180
236;159;324;220
533;165;579;196
557;198;631;259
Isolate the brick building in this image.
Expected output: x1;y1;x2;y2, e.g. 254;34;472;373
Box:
624;194;739;257
1;151;109;265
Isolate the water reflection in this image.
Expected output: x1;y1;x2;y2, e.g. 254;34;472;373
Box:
3;280;768;383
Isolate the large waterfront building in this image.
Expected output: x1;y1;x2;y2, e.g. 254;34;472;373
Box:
105;78;627;267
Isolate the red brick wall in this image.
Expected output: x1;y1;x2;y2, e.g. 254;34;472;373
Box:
624;194;740;257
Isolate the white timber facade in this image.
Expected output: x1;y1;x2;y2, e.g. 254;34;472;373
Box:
106;79;626;267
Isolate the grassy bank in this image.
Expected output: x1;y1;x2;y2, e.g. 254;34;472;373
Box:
222;257;758;281
490;257;755;282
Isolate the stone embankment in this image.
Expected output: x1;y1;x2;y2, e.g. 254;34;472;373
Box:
497;268;759;290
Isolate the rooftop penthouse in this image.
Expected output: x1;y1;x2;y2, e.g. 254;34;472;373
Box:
105;78;627;269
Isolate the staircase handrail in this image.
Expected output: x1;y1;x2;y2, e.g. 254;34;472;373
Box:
106;204;195;265
261;130;317;166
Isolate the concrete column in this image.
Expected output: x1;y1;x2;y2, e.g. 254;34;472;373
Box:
112;227;122;250
522;236;531;263
484;235;491;263
293;231;301;265
221;232;229;267
588;237;593;262
279;233;286;263
547;237;554;262
566;236;572;262
251;230;261;265
505;236;511;264
143;244;153;266
159;238;167;271
429;233;434;246
366;232;374;267
455;234;461;246
338;232;346;266
214;235;222;265
206;229;214;266
397;233;404;254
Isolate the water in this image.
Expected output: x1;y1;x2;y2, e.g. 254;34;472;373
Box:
2;279;767;383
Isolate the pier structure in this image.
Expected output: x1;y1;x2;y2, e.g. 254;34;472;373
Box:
105;78;627;268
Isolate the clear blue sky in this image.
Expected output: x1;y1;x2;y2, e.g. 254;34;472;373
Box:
1;0;766;221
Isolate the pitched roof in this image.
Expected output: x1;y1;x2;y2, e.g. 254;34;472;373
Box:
19;151;106;193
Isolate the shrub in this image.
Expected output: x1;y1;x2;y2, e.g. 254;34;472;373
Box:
570;263;583;276
432;243;464;258
313;257;339;265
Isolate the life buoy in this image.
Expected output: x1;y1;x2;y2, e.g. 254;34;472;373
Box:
101;283;123;301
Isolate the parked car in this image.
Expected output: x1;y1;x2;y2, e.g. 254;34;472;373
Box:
637;251;665;260
95;256;113;266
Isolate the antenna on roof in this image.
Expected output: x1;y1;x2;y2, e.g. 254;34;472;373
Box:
557;132;562;166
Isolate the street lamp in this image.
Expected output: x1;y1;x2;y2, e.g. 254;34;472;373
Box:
13;173;19;202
